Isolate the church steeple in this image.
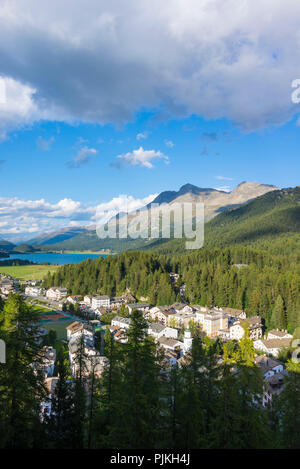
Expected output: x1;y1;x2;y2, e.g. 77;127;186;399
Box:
183;327;193;353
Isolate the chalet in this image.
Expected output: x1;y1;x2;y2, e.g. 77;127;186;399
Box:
262;371;287;407
148;323;178;340
254;338;292;358
111;316;132;330
66;295;81;305
157;336;183;353
91;295;110;310
41;377;59;419
46;287;68;301
170;303;194;314
149;306;175;325
25;286;42;297
127;303;150;314
254;355;284;379
230;316;263;341
267;329;293;340
168;312;197;329
66;321;94;341
83;295;93;306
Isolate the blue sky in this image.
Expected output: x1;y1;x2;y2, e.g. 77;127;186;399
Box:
1;113;299;203
0;0;300;240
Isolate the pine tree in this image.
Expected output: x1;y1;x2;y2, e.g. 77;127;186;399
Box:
0;294;47;448
44;351;75;448
279;360;300;448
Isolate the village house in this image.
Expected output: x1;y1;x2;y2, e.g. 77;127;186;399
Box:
41;346;56;377
112;328;128;344
66;295;82;305
254;355;284;380
93;307;107;318
229;316;263;341
0;276;18;295
25;285;43;297
253;337;292;358
164;349;178;366
195;309;228;338
149;306;175;325
170;302;194;314
46;287;68;301
148;323;178;340
127;303;151;314
83;295;93;306
157;336;183;354
110;296;127;309
168;311;197;329
91;295;110;310
66;321;94;341
111;316;132;330
68;334;97;376
263;372;286;407
267;329;293;340
41;377;59;419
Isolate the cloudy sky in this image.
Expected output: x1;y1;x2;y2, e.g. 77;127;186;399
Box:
0;0;300;240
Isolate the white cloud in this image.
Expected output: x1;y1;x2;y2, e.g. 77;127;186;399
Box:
214;186;231;192
215;175;235;181
0;192;157;241
67;146;98;168
116;146;168;168
93;193;157;225
136;132;148;140
0;1;299;133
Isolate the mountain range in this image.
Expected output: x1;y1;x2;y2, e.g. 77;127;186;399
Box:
3;181;299;255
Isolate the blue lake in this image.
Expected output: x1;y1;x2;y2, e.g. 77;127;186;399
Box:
8;252;108;265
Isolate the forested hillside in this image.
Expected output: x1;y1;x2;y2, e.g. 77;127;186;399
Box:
45;245;300;332
147;186;300;254
2;295;300;449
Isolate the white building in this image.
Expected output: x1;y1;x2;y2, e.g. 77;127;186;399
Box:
66;321;94;341
171;303;194;314
46;287;68;301
148;323;178;340
254;355;284;380
25;286;42;297
41;346;56;377
267;329;293;340
183;328;193;353
91;295;110;310
111;316;132;330
157;336;183;353
66;295;81;305
230;316;262;341
127;303;150;314
254;338;292;358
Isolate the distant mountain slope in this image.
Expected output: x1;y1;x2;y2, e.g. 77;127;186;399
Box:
148;186;300;253
26;226;90;246
204;186;300;248
22;181;279;253
0;238;15;253
148;181;278;221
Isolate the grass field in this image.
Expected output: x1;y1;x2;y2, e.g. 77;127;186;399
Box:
27;303;74;340
0;264;59;280
42;319;74;339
